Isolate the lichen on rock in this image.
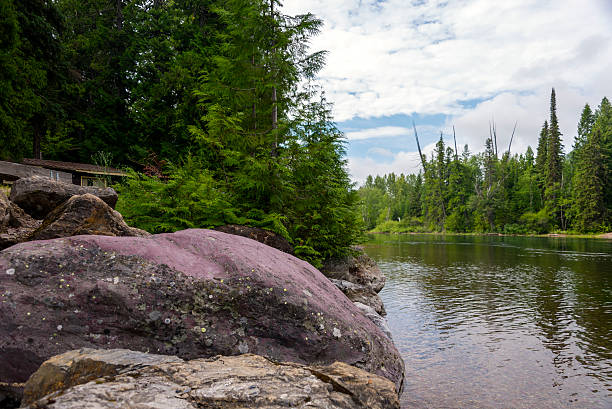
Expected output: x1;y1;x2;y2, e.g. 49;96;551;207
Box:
0;229;404;393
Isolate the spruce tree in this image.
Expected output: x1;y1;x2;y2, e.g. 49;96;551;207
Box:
0;0;65;160
572;126;606;231
575;103;595;153
593;97;612;227
546;88;563;192
544;88;564;228
534;121;548;199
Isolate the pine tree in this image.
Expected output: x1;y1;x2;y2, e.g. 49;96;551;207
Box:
572;126;606;231
575;103;595;153
0;0;65;160
423;135;447;230
546;89;563;190
534;121;548;201
593;97;612;227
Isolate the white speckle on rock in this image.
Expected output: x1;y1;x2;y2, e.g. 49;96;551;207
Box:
333;327;341;338
57;325;62;331
113;276;119;284
164;318;171;325
5;268;15;275
302;289;312;297
238;340;249;354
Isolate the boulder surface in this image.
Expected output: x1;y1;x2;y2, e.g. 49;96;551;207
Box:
0;229;403;392
322;247;385;293
28;194;149;241
9;176;118;219
0;191;40;250
23;349;400;409
330;278;386;316
215;224;294;254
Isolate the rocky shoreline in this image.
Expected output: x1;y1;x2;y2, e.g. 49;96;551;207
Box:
1;176;404;408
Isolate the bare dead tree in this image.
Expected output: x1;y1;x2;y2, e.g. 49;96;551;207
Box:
413;121;427;173
506;121;517;156
453;125;458;160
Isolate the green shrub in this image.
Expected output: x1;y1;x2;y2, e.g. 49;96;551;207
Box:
519;209;551;234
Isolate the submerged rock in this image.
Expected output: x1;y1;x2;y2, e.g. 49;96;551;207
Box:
0;229;404;392
23;349;400;409
322;247;385;293
9;176;118;219
28;194;149;241
215;224;294;254
330;278;386;316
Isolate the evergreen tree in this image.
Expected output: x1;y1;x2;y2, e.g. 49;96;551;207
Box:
575;103;595;152
534;120;548;200
0;0;64;160
423;135;447;230
545;88;563;200
593;97;612;227
572;127;606;231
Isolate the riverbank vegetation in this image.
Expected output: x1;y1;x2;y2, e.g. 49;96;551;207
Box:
0;0;360;267
360;91;611;235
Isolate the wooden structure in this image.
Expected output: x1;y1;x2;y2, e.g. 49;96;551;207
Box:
0;159;127;187
0;160;72;185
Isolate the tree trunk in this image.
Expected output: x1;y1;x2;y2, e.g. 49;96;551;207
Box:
115;0;123;31
33;115;43;159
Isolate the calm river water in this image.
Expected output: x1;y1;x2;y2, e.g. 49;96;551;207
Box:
363;234;612;409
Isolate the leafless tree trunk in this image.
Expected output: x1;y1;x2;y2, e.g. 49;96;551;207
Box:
413;121;427;173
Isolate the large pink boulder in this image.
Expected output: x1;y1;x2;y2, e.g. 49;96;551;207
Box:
0;229;404;393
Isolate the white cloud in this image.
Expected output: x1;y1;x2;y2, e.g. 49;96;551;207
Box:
283;0;612;182
348;142;437;184
367;147;395;157
283;0;612;126
345;126;411;140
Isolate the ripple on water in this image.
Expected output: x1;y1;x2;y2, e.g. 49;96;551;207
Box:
368;235;612;409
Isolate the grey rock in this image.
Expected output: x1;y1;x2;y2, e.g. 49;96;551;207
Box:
9;176;118;219
353;302;393;341
21;348;183;405
23;350;400;409
0;191;40;250
330;278;386;316
28;194;149;241
321;247;385;293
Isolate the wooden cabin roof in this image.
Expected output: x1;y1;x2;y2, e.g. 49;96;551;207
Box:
22;159;128;177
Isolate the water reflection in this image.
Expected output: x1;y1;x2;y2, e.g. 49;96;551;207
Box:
364;234;612;409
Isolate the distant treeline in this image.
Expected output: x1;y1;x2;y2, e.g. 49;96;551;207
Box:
0;0;361;267
359;90;611;234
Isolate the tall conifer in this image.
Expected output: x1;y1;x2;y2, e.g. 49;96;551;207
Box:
534;121;548;199
573;127;606;231
546;88;563;191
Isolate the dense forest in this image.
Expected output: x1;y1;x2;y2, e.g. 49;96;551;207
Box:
0;0;361;267
359;90;612;234
1;1;609;271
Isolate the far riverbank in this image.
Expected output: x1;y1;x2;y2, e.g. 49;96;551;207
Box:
367;230;612;240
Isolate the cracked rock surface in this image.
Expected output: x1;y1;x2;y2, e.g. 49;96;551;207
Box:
23;349;399;409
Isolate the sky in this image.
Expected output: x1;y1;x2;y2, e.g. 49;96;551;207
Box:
282;0;612;184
